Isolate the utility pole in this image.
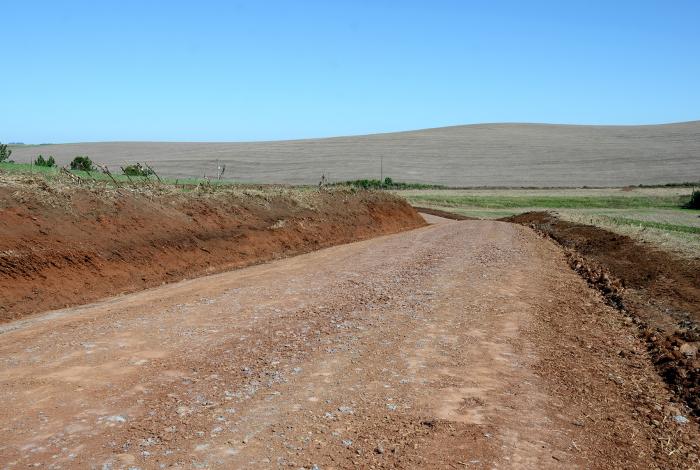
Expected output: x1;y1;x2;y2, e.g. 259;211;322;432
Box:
380;156;383;183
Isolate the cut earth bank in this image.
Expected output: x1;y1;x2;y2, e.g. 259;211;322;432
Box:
0;175;425;322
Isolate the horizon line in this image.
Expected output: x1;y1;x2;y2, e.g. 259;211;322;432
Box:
7;119;700;146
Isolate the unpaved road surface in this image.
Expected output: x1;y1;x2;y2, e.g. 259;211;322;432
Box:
1;217;698;469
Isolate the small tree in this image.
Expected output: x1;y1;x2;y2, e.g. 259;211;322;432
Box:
122;162;155;177
0;142;11;162
684;189;700;209
383;177;393;187
34;155;56;167
70;156;95;172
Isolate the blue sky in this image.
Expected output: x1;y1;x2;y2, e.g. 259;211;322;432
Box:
2;1;699;143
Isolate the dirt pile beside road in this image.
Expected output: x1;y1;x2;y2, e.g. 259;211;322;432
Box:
411;206;477;220
0;174;424;322
506;211;700;416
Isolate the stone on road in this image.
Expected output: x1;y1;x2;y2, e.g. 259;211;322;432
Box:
0;218;693;468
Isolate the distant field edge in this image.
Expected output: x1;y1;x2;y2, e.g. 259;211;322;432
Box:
6;120;700;186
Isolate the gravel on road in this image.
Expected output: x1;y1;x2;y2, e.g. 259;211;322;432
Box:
1;216;698;468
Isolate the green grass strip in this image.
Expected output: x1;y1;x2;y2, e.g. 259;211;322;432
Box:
0;162;242;187
407;194;685;209
598;215;700;234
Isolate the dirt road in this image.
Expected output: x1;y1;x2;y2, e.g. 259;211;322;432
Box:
1;217;697;469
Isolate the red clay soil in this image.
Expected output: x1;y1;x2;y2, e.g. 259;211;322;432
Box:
4;218;699;468
505;211;700;416
0;181;425;322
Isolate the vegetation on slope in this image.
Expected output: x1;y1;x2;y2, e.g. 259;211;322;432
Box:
400;188;700;257
406;193;687;209
0;142;11;163
33;155;56;168
684;190;700;209
334;177;446;190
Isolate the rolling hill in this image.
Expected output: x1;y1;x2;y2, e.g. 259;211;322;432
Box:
8;121;700;187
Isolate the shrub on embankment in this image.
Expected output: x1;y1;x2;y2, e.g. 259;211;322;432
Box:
0;142;12;162
335;178;445;190
70;155;96;172
684;190;700;209
33;155;56;167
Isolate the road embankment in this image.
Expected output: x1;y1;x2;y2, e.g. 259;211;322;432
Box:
0;176;425;321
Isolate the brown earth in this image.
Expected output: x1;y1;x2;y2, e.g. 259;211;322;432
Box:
9;121;700;186
0;216;698;468
505;212;700;417
410;206;476;221
0;177;424;322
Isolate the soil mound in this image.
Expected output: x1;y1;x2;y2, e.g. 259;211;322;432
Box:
505;211;700;416
412;206;477;220
0;175;424;322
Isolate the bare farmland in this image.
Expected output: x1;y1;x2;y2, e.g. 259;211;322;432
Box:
9;121;700;186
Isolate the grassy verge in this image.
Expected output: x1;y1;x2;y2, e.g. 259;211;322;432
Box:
399;188;700;257
333;179;446;190
405;194;686;209
0;161;246;187
0;162;58;175
558;211;700;258
598;215;700;234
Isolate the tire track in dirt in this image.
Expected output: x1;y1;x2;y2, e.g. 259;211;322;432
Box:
0;218;698;468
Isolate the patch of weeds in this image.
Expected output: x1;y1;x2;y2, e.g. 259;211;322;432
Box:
33;155;56;167
70;156;96;172
683;190;700;210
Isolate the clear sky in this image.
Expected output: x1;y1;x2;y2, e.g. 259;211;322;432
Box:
2;1;700;143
